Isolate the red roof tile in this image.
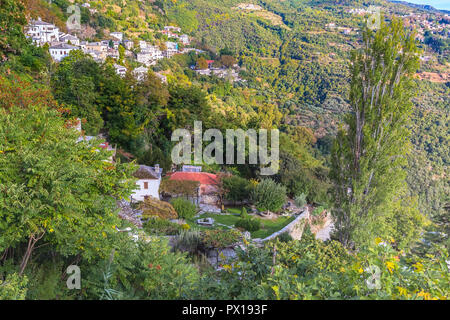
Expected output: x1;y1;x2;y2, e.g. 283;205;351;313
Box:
167;172;219;185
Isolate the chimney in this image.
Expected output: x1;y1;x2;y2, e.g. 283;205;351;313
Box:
155;164;160;173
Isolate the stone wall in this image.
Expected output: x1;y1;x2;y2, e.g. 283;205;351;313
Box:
261;208;310;242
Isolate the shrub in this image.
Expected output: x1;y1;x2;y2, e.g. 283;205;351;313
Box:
251;179;287;212
277;232;293;243
222;176;251;203
0;273;28;300
176;229;202;253
140;197;178;220
143;217;183;235
170;198;198;219
312;206;326;217
240;207;248;218
235;217;261;232
294;193;307;208
201;229;242;249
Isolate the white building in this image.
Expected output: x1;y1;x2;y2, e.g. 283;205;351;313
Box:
60;34;80;46
164;26;181;33
110;32;123;41
106;48;119;59
114;64;127;77
164;41;178;58
139;40;148;50
137;45;163;66
131;165;163;201
123;40;134;50
26;18;60;45
49;43;78;61
137;53;154;66
179;34;190;45
133;66;148;81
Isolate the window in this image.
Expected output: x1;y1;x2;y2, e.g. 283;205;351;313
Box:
143;182;149;189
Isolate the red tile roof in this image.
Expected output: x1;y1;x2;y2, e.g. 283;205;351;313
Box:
167;172;219;185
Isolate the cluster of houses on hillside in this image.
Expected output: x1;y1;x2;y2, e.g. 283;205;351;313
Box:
347;7;450;40
25;18;188;81
192;59;244;83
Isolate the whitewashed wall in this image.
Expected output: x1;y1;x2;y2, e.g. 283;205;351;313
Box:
131;179;161;201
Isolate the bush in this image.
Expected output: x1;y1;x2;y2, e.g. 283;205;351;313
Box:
277;232;293;243
235;217;261;232
0;273;28;300
170;198;198;219
143;217;183;235
140;197;178;220
176;229;202;253
294;193;307;208
240;207;248;218
222;176;251;203
201;229;242;249
312;206;326;217
251;179;287;212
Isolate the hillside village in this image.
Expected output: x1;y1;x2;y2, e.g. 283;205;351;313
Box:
20;3;447;263
25;17;243;83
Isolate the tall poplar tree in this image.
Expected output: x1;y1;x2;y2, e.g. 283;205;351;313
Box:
331;18;422;248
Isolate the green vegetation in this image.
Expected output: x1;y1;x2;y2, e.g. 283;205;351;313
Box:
331;18;426;248
235;217;261;232
170;198;198;219
251;216;295;239
251;179;287;212
143;217;183;236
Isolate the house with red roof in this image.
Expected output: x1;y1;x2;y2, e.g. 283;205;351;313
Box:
166;171;222;211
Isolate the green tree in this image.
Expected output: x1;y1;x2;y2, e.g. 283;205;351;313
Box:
330;18;422;248
221;175;251;203
170;198;198;219
251;179;286;212
118;45;125;65
196;57;208;70
0;0;27;61
0;105;136;275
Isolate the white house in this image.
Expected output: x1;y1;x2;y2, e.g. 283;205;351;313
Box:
133;66;148;81
164;41;178;58
60;34;80;46
137;46;163;66
26;18;60;45
131;165;163;201
49;43;78;61
114;64;127;77
179;34;190;45
123;40;134;50
139;40;148;50
110;32;123;41
164;26;181;33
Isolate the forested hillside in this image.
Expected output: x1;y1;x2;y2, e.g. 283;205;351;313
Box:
0;0;448;300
